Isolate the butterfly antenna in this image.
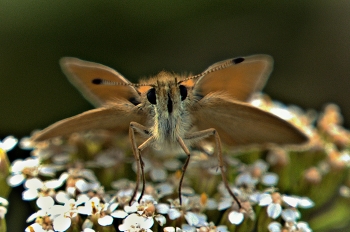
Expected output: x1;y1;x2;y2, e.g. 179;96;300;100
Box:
92;78;155;87
91;78;127;86
180;59;234;83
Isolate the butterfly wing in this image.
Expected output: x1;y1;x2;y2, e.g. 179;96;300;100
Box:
60;57;141;107
190;94;308;145
193;55;273;102
32;58;147;142
32;100;146;142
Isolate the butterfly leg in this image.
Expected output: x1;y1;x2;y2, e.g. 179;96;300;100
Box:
129;122;154;205
184;129;241;209
175;136;191;205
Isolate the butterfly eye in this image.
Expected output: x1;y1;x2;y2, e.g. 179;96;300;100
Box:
147;88;157;105
179;85;187;101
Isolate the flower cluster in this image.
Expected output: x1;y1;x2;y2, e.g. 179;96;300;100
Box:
2;95;350;231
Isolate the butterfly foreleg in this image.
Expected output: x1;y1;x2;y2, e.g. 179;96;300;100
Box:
129;122;154;205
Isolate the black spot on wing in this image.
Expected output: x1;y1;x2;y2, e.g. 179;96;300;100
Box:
92;78;102;84
233;57;245;64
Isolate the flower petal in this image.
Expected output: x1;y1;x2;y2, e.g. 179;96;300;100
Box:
228;211;244;225
111;210;128;218
1;136;18;151
98;215;113;226
268;221;282;232
267;203;282;219
36;196;54;209
259;193;273;206
7;174;25;187
261;173;279;186
53;215;71;231
155;214;166;226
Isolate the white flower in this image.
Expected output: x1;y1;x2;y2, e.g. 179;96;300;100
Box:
268;220;312;232
98;215;114;226
118;213;154;232
268;221;282;232
253;192;282;219
296;221;312;232
163;227;182;232
26;196;55;224
168;208;182;220
181;224;196;232
236;172;258;187
281;208;300;222
154;214;166;226
0;197;9;207
282;195;314;208
185;212;208;227
282;195;300;207
155;203;170;214
55;191;89;206
75;179;100;192
83;229;95;232
0;135;18;151
228;211;244;225
52;215;71;231
251;192;313;220
30;195;87;231
0;206;7;219
124;202;139;214
78;196;102;216
25;222;54;232
267;203;282;219
22;177;64;201
7;157;40;187
251;192;271;205
19;136;34;150
261;172;279;186
78;195;128;226
26;197;75;232
218;198;234;211
111;209;128;219
297;197;314;208
216;225;229;232
184;212;199;227
156;202;181;222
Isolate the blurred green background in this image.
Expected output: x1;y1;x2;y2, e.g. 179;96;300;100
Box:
1;1;350;231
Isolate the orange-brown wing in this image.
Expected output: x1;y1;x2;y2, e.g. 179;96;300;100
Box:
193;55;273;102
190;94;308;146
60;57;141;107
32;100;147;142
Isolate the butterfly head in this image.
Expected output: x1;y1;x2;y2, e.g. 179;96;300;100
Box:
145;72;188;116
